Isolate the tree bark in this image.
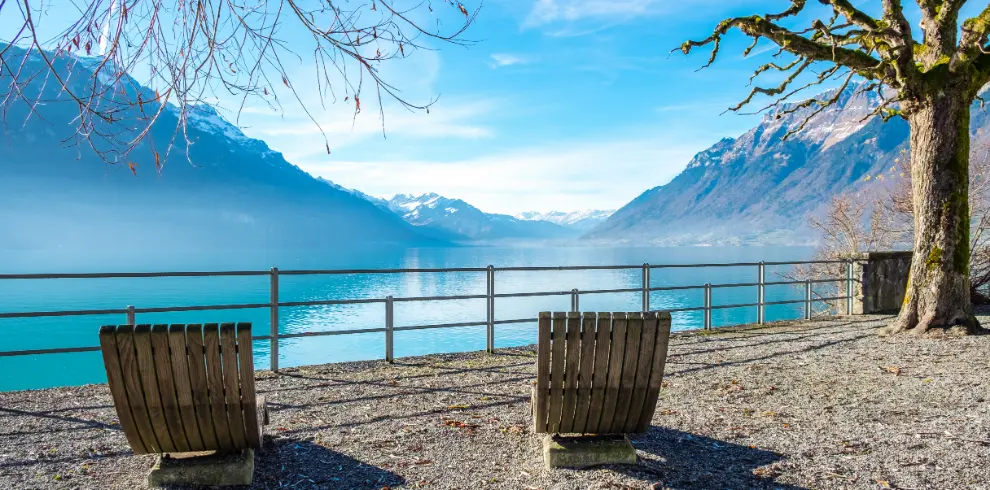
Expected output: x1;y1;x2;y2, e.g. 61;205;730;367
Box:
887;88;982;335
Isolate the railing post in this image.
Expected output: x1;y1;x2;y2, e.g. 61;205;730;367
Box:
571;289;579;312
486;265;494;353
845;260;854;315
703;283;712;330
269;267;279;372
757;261;765;324
125;305;135;325
641;263;650;312
805;279;812;320
385;295;394;363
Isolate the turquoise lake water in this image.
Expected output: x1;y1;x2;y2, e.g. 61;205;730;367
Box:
0;245;822;391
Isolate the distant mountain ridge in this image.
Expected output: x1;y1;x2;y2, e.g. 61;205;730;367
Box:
316;178;614;241
0;44;440;252
515;210;614;231
585;83;931;245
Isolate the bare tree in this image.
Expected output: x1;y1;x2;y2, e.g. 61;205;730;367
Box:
803;142;990;308
680;1;990;335
0;0;477;171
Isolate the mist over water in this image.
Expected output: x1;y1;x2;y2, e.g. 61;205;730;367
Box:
0;245;818;391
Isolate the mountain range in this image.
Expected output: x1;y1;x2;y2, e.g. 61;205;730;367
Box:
0;45;437;254
7;42;986;250
314;181;609;242
585;84;924;245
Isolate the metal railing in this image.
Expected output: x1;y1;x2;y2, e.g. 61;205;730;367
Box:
0;259;857;371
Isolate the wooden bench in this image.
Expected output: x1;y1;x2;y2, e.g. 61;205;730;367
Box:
533;311;672;434
98;323;267;455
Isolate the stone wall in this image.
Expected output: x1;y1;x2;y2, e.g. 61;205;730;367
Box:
842;251;913;314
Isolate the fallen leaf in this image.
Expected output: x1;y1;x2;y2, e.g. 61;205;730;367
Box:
448;404;469;409
885;366;902;376
876;480;891;489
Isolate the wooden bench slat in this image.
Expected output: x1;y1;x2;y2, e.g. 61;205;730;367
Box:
611;313;643;433
585;312;612;433
637;312;673;432
624;312;658;432
185;324;219;449
534;312;552;433
151;324;190;453
571;313;597;433
558;312;582;433
133;325;177;452
204;324;235;451
98;326;147;453
598;313;627;434
547;312;566;433
113;325;161;453
168;325;205;451
220;323;248;449
236;323;262;448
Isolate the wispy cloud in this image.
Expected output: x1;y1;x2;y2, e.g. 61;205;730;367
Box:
523;0;658;28
243;98;497;162
489;53;535;68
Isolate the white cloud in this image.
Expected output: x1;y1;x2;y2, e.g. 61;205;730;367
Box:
295;136;705;214
489;53;534;68
244;98;496;160
524;0;658;27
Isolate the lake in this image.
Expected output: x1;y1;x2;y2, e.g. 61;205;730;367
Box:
0;245;820;391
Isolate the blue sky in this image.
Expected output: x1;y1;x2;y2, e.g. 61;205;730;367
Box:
8;0;918;214
234;0;801;214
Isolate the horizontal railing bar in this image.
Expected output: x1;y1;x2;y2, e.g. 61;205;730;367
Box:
279;298;385;307
0;346;102;357
710;282;760;289
494;265;642;272
493;291;569;298
763;278;847;286
135;303;270;313
649;285;705;292
761;259;850;266
0;260;857;281
278;327;387;339
493;318;539;325
392;294;488;302
393;321;487;332
0;271;269;280
0;308;127;319
572;287;642;295
279;267;487;275
660;306;707;313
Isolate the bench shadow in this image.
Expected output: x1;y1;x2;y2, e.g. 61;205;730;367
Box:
252;438;404;490
613;427;807;490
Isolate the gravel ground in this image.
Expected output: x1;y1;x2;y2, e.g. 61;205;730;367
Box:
1;314;988;490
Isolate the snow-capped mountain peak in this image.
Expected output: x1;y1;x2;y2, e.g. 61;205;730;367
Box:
515;209;615;230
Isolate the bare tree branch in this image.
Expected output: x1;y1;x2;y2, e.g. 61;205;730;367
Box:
0;0;479;172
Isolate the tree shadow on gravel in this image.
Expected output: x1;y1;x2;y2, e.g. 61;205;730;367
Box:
614;427;807;490
252;437;404;490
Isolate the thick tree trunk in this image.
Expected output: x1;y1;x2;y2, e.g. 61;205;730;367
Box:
887;90;982;335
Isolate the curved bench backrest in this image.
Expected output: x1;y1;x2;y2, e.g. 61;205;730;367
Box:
533;311;672;434
98;322;261;454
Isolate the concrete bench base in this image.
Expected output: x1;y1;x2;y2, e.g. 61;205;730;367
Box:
149;449;255;487
543;434;637;469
